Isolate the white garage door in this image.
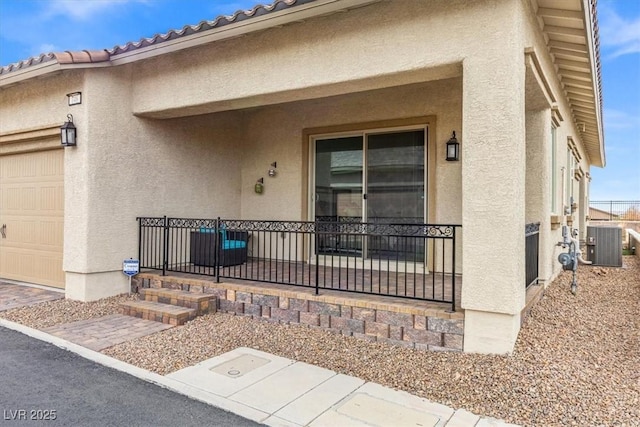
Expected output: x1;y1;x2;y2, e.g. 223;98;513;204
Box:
0;149;65;288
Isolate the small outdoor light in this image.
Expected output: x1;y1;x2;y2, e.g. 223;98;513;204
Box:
445;131;459;161
60;114;77;147
268;161;277;177
255;177;264;194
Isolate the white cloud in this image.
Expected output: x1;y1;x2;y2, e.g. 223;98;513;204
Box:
0;0;152;65
598;2;640;59
36;43;59;55
604;108;640;130
39;0;148;21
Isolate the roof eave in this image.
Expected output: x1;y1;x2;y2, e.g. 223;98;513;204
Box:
109;0;379;65
537;0;605;168
0;0;380;87
582;0;605;167
0;61;61;88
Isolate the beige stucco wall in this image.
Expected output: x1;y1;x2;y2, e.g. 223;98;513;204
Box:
64;66;244;299
240;78;462;224
127;0;509;119
525;108;553;285
0;71;85;133
457;0;529;353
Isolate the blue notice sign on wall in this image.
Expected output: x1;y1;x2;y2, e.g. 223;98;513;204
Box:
123;259;140;277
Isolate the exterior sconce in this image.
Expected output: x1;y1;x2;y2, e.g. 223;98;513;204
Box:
60;114;77;147
268;162;277;177
255;177;264;194
445;131;459;161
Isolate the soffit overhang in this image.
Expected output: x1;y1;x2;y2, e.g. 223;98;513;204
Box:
533;0;605;167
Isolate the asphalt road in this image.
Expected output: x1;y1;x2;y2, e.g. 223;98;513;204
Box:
0;326;261;426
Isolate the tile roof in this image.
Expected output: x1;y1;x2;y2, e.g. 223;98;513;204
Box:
0;0;313;76
107;0;313;56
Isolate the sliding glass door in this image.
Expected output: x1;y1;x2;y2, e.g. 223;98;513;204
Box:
313;127;426;260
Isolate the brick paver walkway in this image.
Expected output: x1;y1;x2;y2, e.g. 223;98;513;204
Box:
0;282;64;311
42;314;173;351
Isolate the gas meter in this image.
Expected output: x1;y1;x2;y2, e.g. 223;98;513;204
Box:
557;252;575;271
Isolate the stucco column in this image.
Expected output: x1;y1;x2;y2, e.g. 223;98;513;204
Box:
63;70;132;301
460;52;527;354
525;109;552;286
578;177;587;241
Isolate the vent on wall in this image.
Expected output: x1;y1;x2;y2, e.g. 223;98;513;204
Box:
585;226;623;267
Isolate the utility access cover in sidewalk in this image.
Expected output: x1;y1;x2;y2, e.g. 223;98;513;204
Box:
210;354;271;378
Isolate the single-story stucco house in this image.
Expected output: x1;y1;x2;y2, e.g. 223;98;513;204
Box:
0;0;604;354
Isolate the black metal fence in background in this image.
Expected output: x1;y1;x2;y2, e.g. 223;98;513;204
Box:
589;201;640;221
138;217;460;311
525;222;540;289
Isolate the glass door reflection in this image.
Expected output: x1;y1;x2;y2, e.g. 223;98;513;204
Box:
315;136;363;255
366;130;425;261
313;129;426;261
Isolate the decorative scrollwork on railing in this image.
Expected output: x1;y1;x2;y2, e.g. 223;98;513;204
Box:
317;222;457;238
168;218;218;229
138;217;166;227
140;216;459;238
315;216;424;224
525;222;541;236
423;225;456;238
221;219;316;233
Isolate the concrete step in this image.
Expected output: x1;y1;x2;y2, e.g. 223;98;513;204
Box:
140;288;216;316
119;300;197;326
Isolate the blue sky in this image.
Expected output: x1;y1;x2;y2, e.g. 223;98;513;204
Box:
0;0;638;200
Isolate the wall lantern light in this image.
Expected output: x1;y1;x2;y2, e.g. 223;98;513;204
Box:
445;131;459;161
255;177;264;194
268;161;277;177
60;114;77;147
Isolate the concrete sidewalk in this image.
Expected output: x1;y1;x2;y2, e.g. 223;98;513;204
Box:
0;281;519;427
0;318;518;427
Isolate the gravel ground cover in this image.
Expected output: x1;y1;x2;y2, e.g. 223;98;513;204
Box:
0;293;137;329
2;258;638;426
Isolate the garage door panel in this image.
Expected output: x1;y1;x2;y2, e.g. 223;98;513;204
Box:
40;185;64;211
41;151;64;176
0;149;64;288
0;247;64;288
5;187;24;211
2;218;64;248
39;220;64;246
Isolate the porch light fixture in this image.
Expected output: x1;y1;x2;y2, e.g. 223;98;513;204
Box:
268;161;277;177
255;177;264;194
60;114;77;147
445;131;459;161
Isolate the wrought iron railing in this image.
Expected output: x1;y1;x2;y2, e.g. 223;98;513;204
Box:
137;217;461;310
589;201;640;221
525;222;540;289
